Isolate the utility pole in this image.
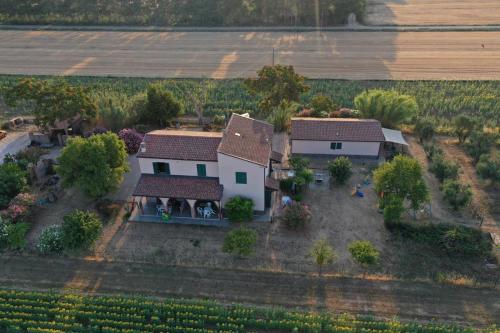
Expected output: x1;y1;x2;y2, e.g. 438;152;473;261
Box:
272;48;275;66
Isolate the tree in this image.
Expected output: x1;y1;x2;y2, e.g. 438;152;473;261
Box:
348;240;379;273
6;78;97;129
181;79;214;125
57;132;129;199
429;155;459;183
373;155;429;216
222;227;257;257
224;196;254;222
282;202;312;230
0;163;27;209
62;210;102;251
476;153;500;182
453;115;476;144
244;65;309;117
328;157;353;184
383;195;405;225
414;118;435;142
310;238;336;276
141;83;183;127
442;180;472;211
310;94;336;117
464;131;495;164
354;90;418;128
267;101;296;133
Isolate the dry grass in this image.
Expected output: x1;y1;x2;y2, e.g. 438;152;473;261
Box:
366;0;500;26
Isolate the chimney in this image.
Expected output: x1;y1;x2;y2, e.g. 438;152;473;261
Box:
140;142;146;153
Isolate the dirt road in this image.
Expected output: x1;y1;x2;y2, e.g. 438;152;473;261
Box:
366;0;500;26
1;30;500;80
0;255;498;326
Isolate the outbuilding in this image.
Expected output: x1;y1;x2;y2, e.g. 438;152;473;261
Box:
290;118;385;158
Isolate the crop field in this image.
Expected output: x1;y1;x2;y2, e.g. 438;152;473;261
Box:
0;289;490;333
1;76;499;126
365;0;500;26
1;30;500;80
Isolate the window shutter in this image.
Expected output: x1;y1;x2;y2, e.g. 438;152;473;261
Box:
153;162;159;174
197;164;207;177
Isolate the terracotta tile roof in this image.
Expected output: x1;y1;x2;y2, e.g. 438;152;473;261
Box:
218;114;273;166
265;177;279;191
270;151;283;163
133;175;223;201
137;130;222;161
291;118;385;142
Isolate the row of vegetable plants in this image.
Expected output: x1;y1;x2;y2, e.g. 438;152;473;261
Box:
0;289;490;333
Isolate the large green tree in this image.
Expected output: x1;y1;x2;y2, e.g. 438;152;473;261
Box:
142;83;183;127
0;163;27;209
244;65;309;117
5;78;97;128
57;132;129;199
453;114;476;144
354;89;418;128
374;155;429;220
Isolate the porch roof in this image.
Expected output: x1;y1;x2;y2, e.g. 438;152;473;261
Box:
133;174;223;201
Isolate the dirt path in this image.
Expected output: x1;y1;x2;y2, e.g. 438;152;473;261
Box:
0;254;498;327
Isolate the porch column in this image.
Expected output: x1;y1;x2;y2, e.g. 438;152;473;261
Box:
186;199;197;218
214;201;222;219
159;198;169;210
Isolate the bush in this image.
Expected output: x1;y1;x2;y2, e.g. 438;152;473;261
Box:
383;195;405;224
348;240;379;267
328;157;352;184
224;197;254;223
385;220;491;257
465;131;495;164
0;163;27;209
414;118;435;142
118;128;144;154
5;223;29;250
279;178;294;194
329;108;357;118
61;210;102;251
453;114;476;143
429;155;459;182
423;143;443;161
310;94;336;116
476;153;500;182
442;180;472;211
37;225;64;254
222;227;257;257
282;202;312;230
0;219;8;248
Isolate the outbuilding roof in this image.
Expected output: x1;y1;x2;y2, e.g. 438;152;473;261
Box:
217;114;274;166
137;130;222;161
382;128;408;146
133;174;223;201
291;118;385;142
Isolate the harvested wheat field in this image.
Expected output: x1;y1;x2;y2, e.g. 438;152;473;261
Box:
365;0;500;26
1;30;500;80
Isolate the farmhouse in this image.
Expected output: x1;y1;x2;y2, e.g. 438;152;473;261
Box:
132;114;281;221
290;118;386;158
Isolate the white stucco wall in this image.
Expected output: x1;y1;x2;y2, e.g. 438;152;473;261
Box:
138;158;219;177
217;153;266;211
291;140;381;157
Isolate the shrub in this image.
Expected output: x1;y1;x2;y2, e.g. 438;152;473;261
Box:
465;131;495;163
0;163;27;209
61;210;102;251
5;223;29;250
279;178;294;194
423;143;443;161
330;108;358;118
310;94;336;116
348;240;379;267
118;128;144;154
297;108;314;117
442;180;472;211
37;225;64;254
414;118;435;142
224;197;254;223
328;157;353;184
429;155;459;182
213;114;225;126
267;101;295;133
385;220;491;257
15;146;49;167
310;238;337;275
476;153;500;182
453;114;476;143
383;195;405;224
0;218;8;248
222;227;257;257
282;202;312;230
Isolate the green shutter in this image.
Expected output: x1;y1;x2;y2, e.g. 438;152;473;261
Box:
153;162;159;174
197;164;207;177
164;163;171;175
337;142;342;150
235;172;247;184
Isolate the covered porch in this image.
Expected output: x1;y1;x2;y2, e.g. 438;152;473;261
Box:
131;174;224;223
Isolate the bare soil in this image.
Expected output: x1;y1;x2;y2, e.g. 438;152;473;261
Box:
366;0;500;26
1;30;500;80
0;255;498;327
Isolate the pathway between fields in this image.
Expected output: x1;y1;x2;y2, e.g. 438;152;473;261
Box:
0;255;498;326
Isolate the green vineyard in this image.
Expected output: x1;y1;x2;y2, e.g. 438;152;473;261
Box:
0;289;492;333
1;75;499;126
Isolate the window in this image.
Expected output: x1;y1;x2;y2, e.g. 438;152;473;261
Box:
330;142;343;150
235;172;247;184
153;162;170;175
197;164;207;177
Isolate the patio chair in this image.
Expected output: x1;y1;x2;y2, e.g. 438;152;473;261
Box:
203;207;215;219
197;207;204;217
